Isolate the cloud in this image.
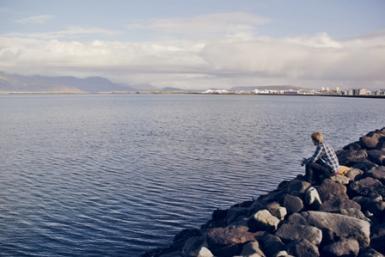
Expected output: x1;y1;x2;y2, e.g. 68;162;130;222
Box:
1;12;385;89
127;12;269;40
16;15;54;25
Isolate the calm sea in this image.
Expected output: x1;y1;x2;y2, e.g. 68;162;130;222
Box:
0;94;384;256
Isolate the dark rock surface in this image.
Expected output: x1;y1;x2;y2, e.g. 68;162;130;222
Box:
142;128;385;257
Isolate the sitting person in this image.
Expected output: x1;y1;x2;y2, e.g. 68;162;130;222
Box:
301;131;339;184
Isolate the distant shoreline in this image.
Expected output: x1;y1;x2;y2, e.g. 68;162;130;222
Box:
1;92;385;99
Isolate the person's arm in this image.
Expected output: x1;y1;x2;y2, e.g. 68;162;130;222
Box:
305;145;323;164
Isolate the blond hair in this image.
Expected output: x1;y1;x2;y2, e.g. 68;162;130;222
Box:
311;131;324;144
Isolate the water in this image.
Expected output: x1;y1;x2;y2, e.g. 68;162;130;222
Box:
0;94;384;256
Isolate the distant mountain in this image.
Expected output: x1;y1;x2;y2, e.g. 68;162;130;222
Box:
0;71;139;93
161;87;184;91
231;85;304;91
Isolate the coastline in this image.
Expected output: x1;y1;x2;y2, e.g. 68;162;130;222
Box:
142;128;385;257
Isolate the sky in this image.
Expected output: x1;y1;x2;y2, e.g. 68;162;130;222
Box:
0;0;385;89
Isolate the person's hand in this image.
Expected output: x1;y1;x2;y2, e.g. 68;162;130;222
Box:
301;158;307;166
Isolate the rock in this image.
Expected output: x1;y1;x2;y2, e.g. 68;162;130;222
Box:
349;177;385;198
320;196;361;212
283;194;303;214
330;174;350;185
304;186;322;210
351;160;377;172
249;209;280;232
275;223;322;245
226;207;250;225
196;247;214;257
361;134;380;149
337;149;368;165
274;251;294;257
340;208;370;221
241;241;265;257
266;202;287;220
352;196;385;218
321;238;360;257
287;213;308;225
287;179;311;196
302;211;371;247
368;150;385;165
343;141;363;151
287;239;319;257
182;236;208;257
359;248;385;257
258;234;285;257
317;179;348;201
207;226;255;256
258;189;286;205
371;223;385;255
346;168;364;181
173;228;202;249
369;166;385;182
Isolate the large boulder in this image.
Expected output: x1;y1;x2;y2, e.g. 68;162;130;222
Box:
173;228;202;250
369;166;385;183
371;223;385;255
182;237;213;257
321;238;360;257
241;240;266;257
302;211;371;247
317;179;348;201
320;196;361;213
349;177;385;198
368;150;385;165
352;196;385;219
360;134;380;149
358;248;385;257
340;208;370;221
258;234;286;257
287;179;311;196
283;194;303;214
276;223;322;245
249;209;280;232
266;202;287;221
287;239;319;257
337;149;368;165
207;226;255;256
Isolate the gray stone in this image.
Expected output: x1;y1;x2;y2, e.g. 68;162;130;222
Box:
340;208;370;221
241;241;265;257
182;236;207;257
259;234;285;257
287;213;308;225
287;179;311;195
346;168;364;181
267;202;287;220
358;248;385;257
283;194;303;214
276;223;322;245
251;209;280;232
302;211;371;247
320;196;361;212
322;238;360;257
288;239;319;257
317;179;348;202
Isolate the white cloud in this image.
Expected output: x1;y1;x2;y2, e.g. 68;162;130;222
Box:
16;15;54;24
1;12;385;89
127;12;269;40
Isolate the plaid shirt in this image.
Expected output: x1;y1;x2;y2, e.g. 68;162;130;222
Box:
307;143;339;172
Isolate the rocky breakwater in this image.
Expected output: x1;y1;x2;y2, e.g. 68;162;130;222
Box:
142;128;385;257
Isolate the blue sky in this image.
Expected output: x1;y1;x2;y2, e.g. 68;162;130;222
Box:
0;0;385;89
